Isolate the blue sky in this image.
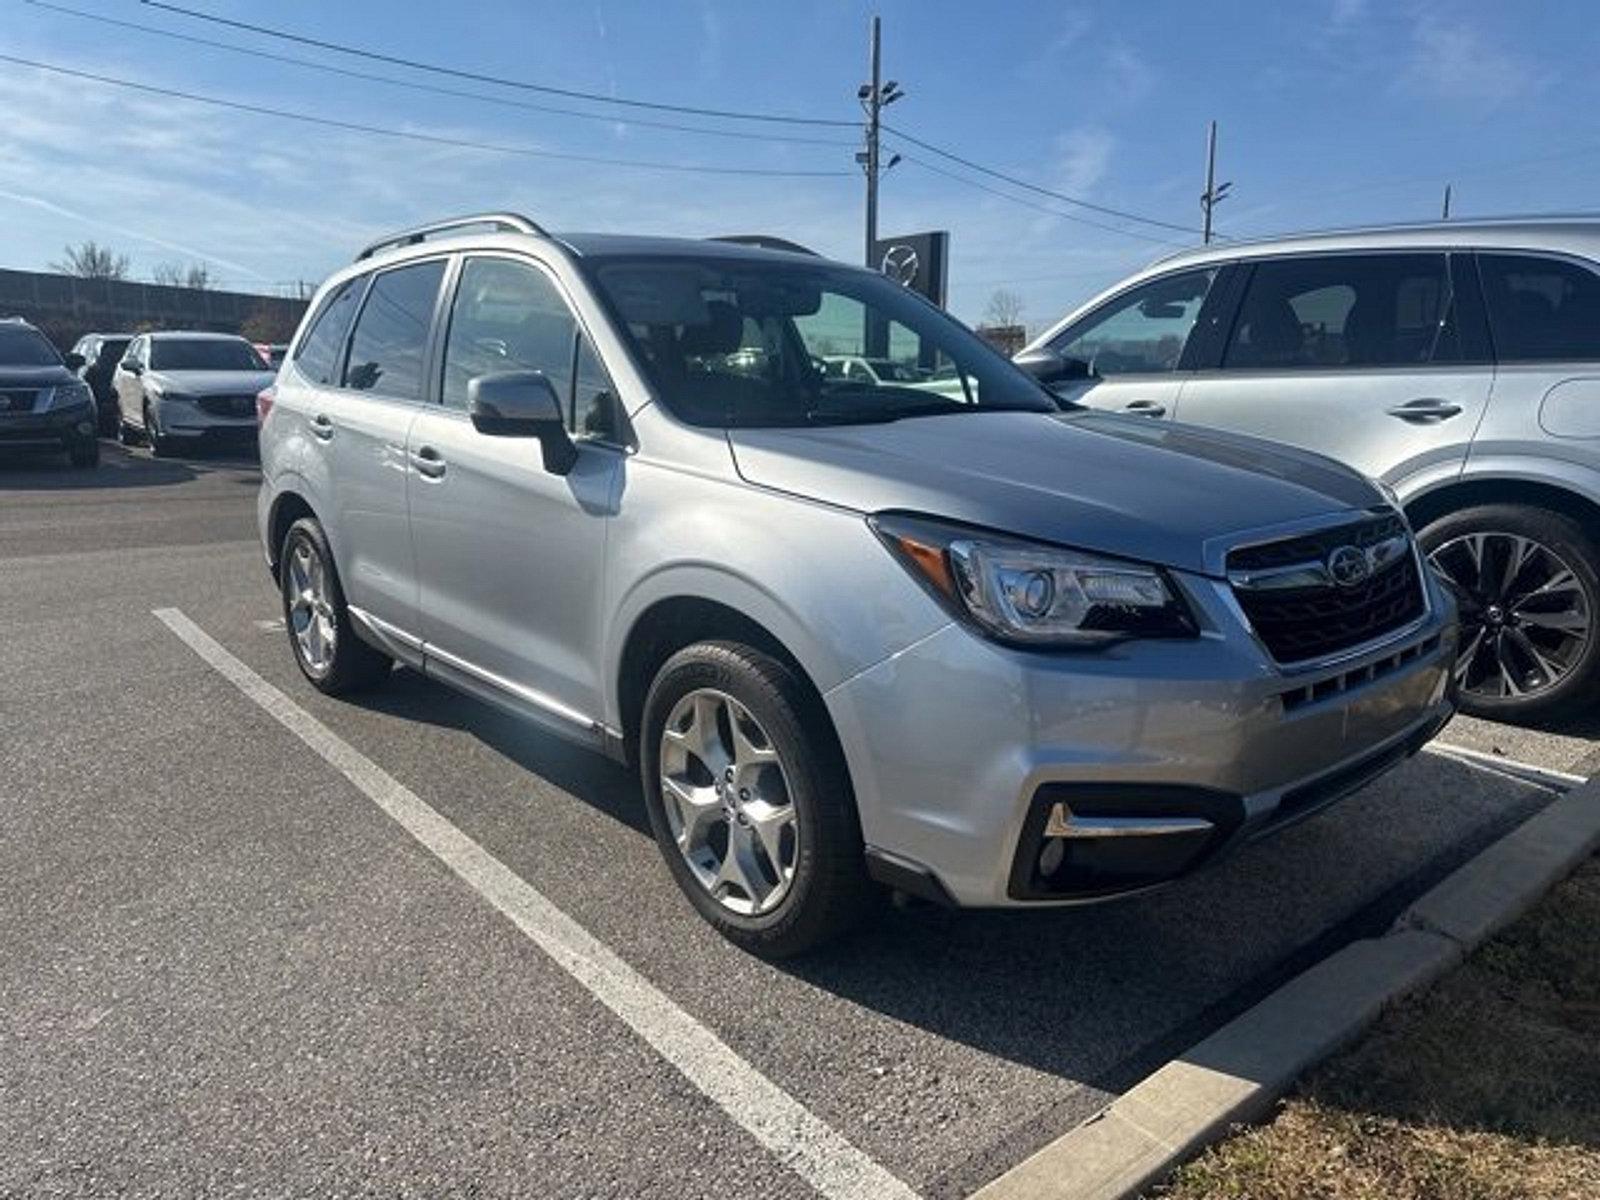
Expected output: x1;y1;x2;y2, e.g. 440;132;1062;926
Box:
3;0;1597;327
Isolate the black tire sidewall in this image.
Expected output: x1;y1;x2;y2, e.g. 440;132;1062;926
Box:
1418;503;1600;721
639;642;867;956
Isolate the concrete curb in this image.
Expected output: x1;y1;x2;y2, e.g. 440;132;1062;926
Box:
969;773;1600;1200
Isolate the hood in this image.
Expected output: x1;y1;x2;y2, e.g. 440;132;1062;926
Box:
0;364;74;390
727;410;1383;577
147;369;277;395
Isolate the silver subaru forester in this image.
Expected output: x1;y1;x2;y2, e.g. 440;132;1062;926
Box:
258;214;1456;955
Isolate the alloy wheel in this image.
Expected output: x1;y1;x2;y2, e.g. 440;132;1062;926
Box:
658;688;799;916
286;540;338;674
1427;532;1592;701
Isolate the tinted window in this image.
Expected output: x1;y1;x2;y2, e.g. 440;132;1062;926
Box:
0;324;62;367
443;258;577;411
1224;253;1460;370
1050;269;1215;376
97;338;129;366
148;338;265;371
293;279;361;386
343;260;446;399
1479;253;1600;362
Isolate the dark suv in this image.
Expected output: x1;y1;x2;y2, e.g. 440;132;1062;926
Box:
0;317;98;467
70;332;132;436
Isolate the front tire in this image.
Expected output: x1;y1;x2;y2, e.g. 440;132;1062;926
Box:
278;517;392;695
67;438;99;468
1419;503;1600;723
639;641;874;958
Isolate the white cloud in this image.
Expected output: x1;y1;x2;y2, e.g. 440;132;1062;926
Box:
1408;15;1534;106
1053;128;1114;196
1105;46;1156;104
1329;0;1368;28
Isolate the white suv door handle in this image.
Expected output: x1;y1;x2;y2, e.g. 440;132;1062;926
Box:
1386;398;1462;423
410;445;447;479
1124;400;1167;418
309;413;335;441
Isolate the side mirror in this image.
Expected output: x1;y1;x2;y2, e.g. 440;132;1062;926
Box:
64;352;86;370
468;370;576;475
1013;347;1092;385
121;360;143;376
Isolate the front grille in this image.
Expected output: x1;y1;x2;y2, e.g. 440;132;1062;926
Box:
198;393;256;418
1229;513;1425;664
0;388;39;414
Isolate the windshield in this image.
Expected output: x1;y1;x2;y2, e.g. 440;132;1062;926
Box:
590;257;1055;427
149;338;265;371
0;325;62;367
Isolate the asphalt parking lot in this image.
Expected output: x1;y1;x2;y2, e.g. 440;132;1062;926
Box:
2;442;1594;1199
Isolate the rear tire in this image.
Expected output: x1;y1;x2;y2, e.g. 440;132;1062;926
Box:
278;517;392;695
117;418;139;446
640;640;874;957
1418;503;1600;723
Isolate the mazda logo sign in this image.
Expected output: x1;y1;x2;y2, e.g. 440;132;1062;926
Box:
1326;545;1371;588
880;244;920;286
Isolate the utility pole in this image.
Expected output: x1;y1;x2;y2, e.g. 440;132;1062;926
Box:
1200;120;1231;244
1442;184;1453;220
857;16;903;268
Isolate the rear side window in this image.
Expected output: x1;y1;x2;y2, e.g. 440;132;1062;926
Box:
343;259;447;399
1479;253;1600;362
1224;253;1460;370
293;278;363;386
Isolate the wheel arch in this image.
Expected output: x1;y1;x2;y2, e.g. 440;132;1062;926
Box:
1404;475;1600;535
265;489;319;582
612;594;839;769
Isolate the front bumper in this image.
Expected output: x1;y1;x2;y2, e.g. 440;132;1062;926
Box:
826;566;1458;908
151;395;258;445
0;400;97;448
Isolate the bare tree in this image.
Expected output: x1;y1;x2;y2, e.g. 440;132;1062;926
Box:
152;262;213;290
982;288;1026;329
50;240;129;280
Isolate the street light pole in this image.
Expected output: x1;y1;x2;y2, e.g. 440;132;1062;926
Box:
864;16;882;268
1200;120;1231;245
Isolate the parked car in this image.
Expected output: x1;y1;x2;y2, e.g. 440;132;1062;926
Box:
821;355;929;386
69;332;132;436
254;342;289;369
0;316;97;467
1021;217;1600;722
258;213;1456;955
114;331;276;456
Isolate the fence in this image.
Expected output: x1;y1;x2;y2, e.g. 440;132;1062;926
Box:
0;267;308;350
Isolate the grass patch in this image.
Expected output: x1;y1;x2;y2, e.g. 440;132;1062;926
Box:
1158;856;1600;1200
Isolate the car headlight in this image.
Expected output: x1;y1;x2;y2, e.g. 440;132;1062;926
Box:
151;388;197;403
44;381;92;410
870;513;1197;647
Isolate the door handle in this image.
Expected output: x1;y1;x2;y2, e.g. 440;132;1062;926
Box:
1386;398;1462;423
410;445;447;479
1124;400;1167;418
309;413;335;441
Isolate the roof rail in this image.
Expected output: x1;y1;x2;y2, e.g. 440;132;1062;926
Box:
708;234;819;257
355;212;547;262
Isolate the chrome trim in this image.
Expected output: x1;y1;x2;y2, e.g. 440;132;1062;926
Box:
422;641;600;733
1043;805;1215;840
346;604;423;653
1201;505;1392;578
1228;533;1411;592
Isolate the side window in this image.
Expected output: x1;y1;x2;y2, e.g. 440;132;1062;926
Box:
342;260;446;399
1224;253;1460;370
1478;253;1600;362
1051;269;1215;376
442;257;616;438
292;278;363;387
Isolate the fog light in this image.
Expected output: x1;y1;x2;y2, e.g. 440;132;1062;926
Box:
1038;837;1065;876
76;421;94;435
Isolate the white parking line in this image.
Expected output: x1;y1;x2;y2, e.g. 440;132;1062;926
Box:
153;607;919;1200
1424;741;1587;792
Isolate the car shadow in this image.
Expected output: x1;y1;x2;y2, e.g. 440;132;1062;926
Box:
0;441;259;490
333;664;1545;1108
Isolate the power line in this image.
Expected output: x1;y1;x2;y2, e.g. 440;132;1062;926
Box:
139;0;857;129
890;149;1185;246
0;54;854;179
884;122;1202;236
25;1;855;149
